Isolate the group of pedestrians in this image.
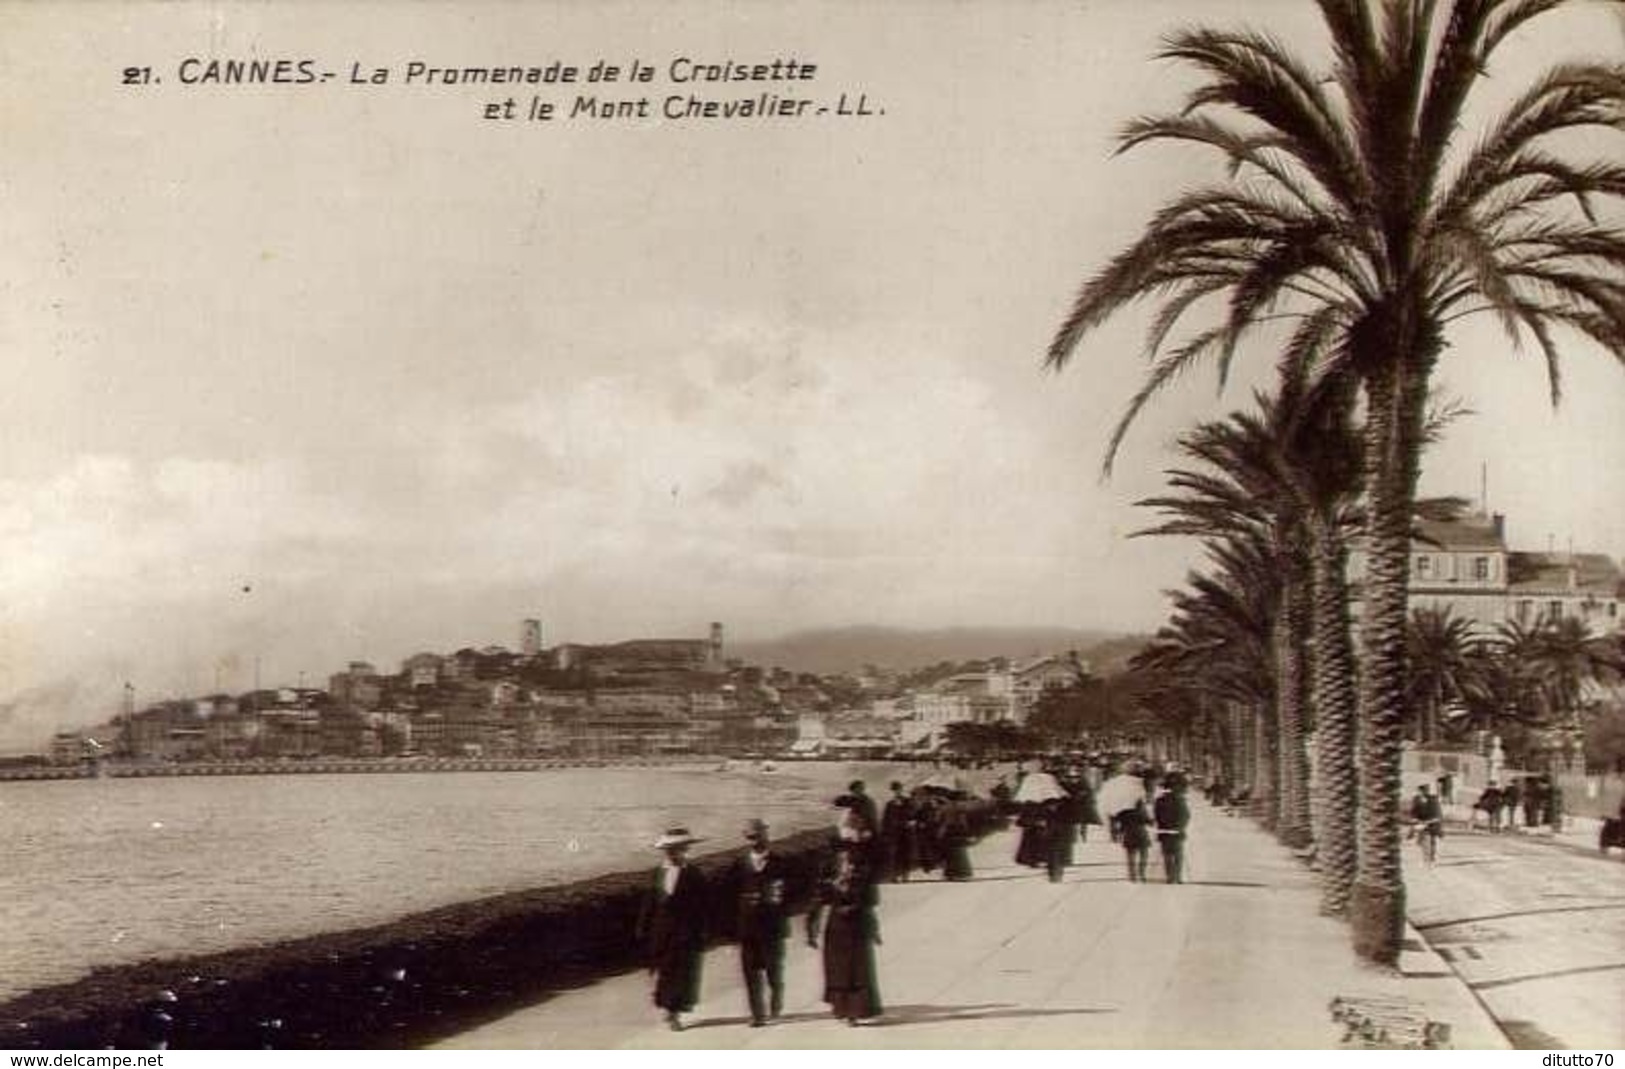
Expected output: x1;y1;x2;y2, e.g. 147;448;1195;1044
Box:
876;780;975;882
633;764;1204;1036
1474;774;1566;833
633;782;890;1033
1114;776;1191;884
1009;762;1192;885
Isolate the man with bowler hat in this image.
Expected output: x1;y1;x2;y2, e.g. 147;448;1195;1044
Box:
726;818;791;1026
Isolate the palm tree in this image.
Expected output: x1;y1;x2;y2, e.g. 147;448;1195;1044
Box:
1044;2;1625;962
1520;617;1625;770
1406;607;1483;744
1136;401;1318;848
1133;562;1278;807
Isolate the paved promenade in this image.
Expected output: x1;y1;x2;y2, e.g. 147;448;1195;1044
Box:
439;800;1508;1049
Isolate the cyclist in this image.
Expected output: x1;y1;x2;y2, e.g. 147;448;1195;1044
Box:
1409;782;1444;864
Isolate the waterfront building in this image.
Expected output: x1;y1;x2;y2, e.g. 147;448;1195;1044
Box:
1011;652;1090;723
1348;510;1623;635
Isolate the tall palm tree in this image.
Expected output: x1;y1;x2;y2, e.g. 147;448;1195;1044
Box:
1044;1;1625;962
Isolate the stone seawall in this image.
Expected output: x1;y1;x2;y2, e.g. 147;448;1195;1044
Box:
0;804;1000;1049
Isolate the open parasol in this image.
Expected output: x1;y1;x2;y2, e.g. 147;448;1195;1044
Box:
1097;773;1148;817
1012;770;1067;804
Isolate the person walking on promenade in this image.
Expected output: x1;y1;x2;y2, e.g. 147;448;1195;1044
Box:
914;793;944;875
1546;778;1565;833
1015;800;1050;869
846;780;880;835
1116;798;1152;882
807;840;883;1026
726;819;791;1027
1523;776;1542;828
1502;778;1522;832
1409;783;1444;864
1053;789;1082;867
941;800;974;881
1070;775;1100;844
635;828;710;1032
1477;781;1503;832
880;781;917;883
1153;781;1191;883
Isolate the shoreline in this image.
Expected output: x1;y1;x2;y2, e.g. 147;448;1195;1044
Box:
0;755;864;783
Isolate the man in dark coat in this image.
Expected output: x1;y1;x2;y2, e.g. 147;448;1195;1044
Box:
879;782;917;883
1117;799;1153;882
635;827;710;1031
1153;783;1190;883
727;819;791;1026
846;780;880;834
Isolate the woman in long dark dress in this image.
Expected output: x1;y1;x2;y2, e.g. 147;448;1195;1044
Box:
1015;802;1048;867
634;828;710;1030
940;802;974;881
807;841;882;1025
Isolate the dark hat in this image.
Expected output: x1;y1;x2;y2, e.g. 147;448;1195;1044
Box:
890;780;905;791
833;793;857;808
742;818;769;840
849;780;866;792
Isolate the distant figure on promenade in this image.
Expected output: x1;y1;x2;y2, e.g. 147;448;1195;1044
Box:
1153;781;1191;883
1521;776;1539;828
940;801;974;881
1117;799;1153;882
880;782;917;883
1546;779;1565;832
1043;798;1071;883
1069;776;1100;844
834;792;877;866
1015;801;1050;868
1053;790;1081;867
727;819;790;1027
1477;781;1503;832
917;793;947;874
635;827;710;1031
807;840;883;1026
1502;779;1522;831
847;780;880;834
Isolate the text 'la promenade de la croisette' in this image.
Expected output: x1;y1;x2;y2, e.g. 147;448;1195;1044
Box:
120;54;885;124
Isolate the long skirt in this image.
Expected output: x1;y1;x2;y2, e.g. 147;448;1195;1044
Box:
823;907;882;1020
1015;825;1047;867
652;941;703;1013
943;841;973;881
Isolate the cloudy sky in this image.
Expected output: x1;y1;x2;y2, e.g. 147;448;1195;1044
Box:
2;0;1623;746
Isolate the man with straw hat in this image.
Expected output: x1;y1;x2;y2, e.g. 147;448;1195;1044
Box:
635;827;710;1031
725;818;791;1027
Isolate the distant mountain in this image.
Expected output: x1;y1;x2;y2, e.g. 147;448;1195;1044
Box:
728;626;1146;676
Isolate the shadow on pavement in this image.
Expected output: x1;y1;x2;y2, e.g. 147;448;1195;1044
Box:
865;1002;1115;1027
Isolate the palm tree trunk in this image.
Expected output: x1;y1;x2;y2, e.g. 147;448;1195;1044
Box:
1309;515;1358;916
1275;563;1314;849
1351;351;1432;965
1250;697;1277;826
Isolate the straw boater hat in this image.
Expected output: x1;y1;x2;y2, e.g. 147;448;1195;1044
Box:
653;827;703;850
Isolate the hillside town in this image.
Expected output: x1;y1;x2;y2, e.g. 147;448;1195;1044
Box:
27;506;1625;772
41;618;1091;767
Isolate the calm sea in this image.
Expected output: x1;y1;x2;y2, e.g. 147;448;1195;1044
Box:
0;761;907;1000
